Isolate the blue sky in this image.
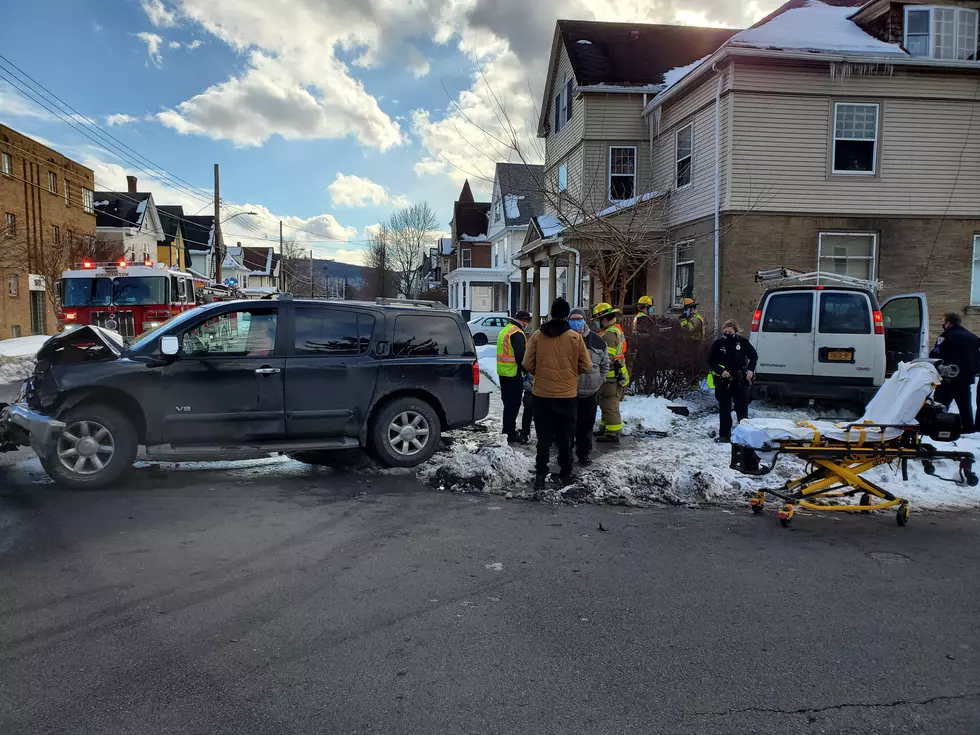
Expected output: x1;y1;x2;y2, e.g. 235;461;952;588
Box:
0;0;773;262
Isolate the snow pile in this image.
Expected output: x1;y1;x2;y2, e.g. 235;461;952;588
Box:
459;233;488;242
0;335;48;386
576;39;592;45
0;336;49;357
503;194;524;220
662;55;710;92
417;437;533;494
597;191;661;218
730;1;906;55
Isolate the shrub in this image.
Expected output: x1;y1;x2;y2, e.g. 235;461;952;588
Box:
627;316;712;399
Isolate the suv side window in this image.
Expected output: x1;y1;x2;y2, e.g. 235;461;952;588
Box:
819;293;870;334
181;307;278;357
393;315;467;357
763;293;813;333
293;307;375;356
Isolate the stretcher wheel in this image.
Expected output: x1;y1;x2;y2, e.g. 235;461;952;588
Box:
896;503;910;527
923;460;936;476
860;493;871;514
966;471;979;487
778;504;794;528
780;516;792;528
751;504;763;515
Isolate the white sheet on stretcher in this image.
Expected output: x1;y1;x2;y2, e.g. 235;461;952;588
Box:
731;361;941;451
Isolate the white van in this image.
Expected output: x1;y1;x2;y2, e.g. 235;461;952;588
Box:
748;286;929;404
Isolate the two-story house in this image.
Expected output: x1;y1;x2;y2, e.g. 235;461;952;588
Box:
517;20;738;324
445;180;496;312
157;205;187;270
182;214;216;284
643;0;980;333
93;176;165;263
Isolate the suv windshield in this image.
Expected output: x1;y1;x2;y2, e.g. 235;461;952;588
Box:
62;277;169;307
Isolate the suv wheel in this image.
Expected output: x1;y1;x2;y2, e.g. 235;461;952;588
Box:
41;404;138;490
371;397;441;468
473;333;488;346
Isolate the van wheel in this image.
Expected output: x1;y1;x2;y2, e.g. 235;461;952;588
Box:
41;403;137;490
371;397;441;468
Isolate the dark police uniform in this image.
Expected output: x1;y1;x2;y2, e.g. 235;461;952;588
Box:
708;334;759;439
930;323;980;433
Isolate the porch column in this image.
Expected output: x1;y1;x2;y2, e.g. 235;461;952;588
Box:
547;254;558;313
519;268;529;311
532;262;542;329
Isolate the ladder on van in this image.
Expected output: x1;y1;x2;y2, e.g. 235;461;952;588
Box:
755;268;884;293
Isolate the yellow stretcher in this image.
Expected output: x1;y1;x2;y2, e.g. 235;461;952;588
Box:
730;361;978;528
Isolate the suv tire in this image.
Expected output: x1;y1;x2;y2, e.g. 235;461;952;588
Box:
41;403;138;490
371;397;441;468
473;333;488;347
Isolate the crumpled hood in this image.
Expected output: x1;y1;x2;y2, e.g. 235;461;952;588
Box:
539;319;571;338
36;325;125;363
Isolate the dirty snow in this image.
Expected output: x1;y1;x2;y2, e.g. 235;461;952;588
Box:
503;194;524;220
730;1;907;55
0;335;48;386
662;56;710;92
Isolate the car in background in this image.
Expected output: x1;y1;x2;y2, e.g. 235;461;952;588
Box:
1;296;489;489
749;285;928;405
467;315;516;346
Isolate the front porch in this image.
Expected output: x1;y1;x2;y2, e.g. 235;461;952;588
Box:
445;268;510;314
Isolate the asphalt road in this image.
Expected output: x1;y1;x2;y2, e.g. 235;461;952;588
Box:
2;451;980;734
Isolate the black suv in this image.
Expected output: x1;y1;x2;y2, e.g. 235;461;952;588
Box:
1;297;489;489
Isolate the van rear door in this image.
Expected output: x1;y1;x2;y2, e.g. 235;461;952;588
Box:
814;290;876;382
881;293;929;373
754;291;816;380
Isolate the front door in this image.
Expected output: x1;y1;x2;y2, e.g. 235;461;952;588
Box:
162;305;286;445
284;306;380;438
882;293;929;374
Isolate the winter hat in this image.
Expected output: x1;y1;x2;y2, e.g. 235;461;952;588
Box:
551;297;571;320
568;307;586;319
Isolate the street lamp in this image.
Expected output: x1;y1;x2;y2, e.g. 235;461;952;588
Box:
220;211;258;224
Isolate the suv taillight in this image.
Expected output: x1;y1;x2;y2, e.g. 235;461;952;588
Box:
751;309;762;332
873;310;884;335
472;361;480;392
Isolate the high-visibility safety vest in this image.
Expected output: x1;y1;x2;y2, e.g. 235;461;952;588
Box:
496;324;523;378
600;323;628;379
680;312;705;340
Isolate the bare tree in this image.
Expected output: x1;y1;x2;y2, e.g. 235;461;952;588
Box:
387;203;438;300
364;223;393;298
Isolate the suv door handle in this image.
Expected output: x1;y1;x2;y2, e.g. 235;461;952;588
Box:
255;367;282;375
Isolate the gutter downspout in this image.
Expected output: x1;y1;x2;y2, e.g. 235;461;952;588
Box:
712;63;722;330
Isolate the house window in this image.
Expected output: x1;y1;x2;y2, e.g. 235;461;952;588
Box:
1;152;11;176
971;235;980;305
82;188;94;214
818;232;877;280
553;74;573;134
30;291;47;335
832;103;879;174
673;241;695;305
4;213;15;238
493;200;501;222
566;77;574;122
65;180;71;207
557;163;568;193
462;249;472;268
905;6;978;60
48;171;57;193
51;224;59;244
675;124;693;188
7;275;18;298
609;146;636;202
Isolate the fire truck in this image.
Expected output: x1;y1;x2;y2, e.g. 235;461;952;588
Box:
57;259;198;339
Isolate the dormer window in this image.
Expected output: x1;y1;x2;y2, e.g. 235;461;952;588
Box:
904;6;978;60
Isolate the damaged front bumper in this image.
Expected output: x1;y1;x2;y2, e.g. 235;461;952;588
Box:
1;402;65;458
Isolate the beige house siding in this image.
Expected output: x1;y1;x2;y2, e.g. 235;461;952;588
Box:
584;94;649;139
543;42;585;169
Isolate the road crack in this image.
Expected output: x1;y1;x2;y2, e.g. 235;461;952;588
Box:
692;692;980;719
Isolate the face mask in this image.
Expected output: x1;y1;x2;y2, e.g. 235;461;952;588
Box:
569;319;585;333
724;332;736;340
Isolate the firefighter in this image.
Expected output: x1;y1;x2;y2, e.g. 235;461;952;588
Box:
592;302;630;443
679;298;705;340
708;319;758;443
496;310;532;443
634;295;655;332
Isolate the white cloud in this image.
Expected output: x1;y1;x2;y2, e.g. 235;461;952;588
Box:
137;32;164;67
168;40;181;49
141;0;178;28
106;113;139;127
187;39;202;49
328;173;410;209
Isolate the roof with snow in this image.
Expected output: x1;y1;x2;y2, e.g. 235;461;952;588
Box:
438;237;454;256
495;163;544;227
157;205;185;247
93;192;152;229
239;246;276;275
597;191;663;218
534;215;565;239
183;215;215;253
451;179;490;242
557;20;739;87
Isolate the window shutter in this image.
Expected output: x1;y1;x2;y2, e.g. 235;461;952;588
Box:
566;79;573;121
554;94;562;133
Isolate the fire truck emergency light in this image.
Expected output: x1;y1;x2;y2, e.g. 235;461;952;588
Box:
118;259;128;269
144;259;154;267
82;260;95;269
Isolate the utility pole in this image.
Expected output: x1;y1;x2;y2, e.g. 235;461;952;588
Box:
213;163;223;284
279;220;284;293
310;249;314;298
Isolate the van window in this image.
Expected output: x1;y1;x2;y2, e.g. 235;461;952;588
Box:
393;315;467;357
819;292;871;334
762;293;813;333
293;307;374;356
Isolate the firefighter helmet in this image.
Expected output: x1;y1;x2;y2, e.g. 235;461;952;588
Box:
592;302;620;320
681;297;698;308
637;295;654;307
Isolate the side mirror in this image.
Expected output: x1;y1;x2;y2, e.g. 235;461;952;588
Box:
160;335;180;357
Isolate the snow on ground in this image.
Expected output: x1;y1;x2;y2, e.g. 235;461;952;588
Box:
477;344;499;391
0;335;48;386
419;382;980;512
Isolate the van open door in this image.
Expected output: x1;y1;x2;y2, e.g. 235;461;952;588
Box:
881;293;929;374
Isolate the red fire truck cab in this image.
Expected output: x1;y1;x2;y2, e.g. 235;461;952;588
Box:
58;259;197;339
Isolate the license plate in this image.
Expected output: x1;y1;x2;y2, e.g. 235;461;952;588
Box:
828;350;853;361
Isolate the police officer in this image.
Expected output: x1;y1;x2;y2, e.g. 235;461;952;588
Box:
930;311;979;433
496;310;532;443
708;319;758;442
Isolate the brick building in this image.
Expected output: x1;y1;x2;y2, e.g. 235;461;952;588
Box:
0;124;97;339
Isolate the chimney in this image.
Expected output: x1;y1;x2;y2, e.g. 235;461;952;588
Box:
126;175;138;193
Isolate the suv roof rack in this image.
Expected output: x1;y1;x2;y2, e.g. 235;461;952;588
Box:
755;268;883;292
374;297;449;309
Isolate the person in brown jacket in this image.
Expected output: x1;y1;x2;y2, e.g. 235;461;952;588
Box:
522;297;593;489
